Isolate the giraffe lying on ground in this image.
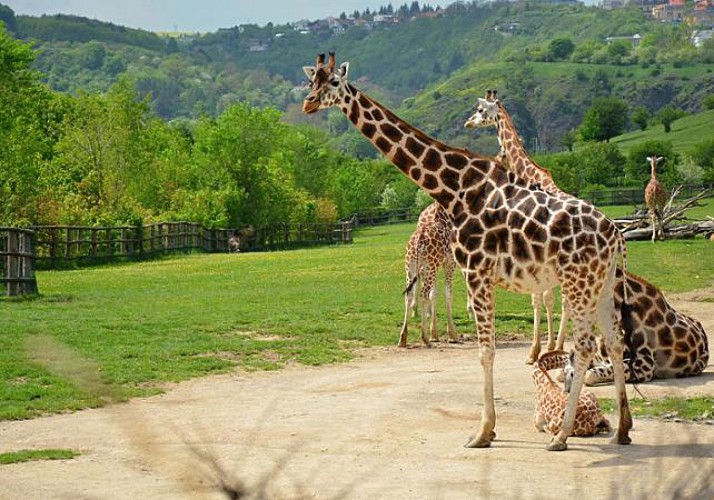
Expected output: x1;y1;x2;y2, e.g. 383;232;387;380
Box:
303;52;633;451
464;92;709;385
644;155;667;242
533;350;611;437
464;90;567;364
399;202;458;347
563;268;710;386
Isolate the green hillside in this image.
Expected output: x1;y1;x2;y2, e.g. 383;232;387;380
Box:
611;109;714;156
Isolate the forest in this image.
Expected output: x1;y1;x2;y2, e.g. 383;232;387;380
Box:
1;1;714;229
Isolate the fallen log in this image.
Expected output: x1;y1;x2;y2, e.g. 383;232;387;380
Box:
622;220;714;241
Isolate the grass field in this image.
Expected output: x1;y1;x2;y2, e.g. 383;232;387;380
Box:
1;220;713;420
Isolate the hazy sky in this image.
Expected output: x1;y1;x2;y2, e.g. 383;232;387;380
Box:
3;0;455;32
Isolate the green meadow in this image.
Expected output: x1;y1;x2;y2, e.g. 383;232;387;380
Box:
1;220;713;421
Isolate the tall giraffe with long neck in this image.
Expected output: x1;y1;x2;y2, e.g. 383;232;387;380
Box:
645;155;667;242
303;52;632;451
465;90;566;364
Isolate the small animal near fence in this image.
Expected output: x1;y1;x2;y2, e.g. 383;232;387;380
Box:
29;221;352;270
0;227;38;296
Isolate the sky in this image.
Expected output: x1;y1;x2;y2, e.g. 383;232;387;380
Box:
3;0;456;33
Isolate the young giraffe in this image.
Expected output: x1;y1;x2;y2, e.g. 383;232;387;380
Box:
302;52;633;451
645;156;667;242
533;350;611;437
399;202;458;348
465;90;567;365
467;92;709;386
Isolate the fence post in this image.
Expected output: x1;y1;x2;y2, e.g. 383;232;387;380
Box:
1;228;38;296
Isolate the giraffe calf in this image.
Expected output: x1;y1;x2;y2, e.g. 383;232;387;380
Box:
533;351;611;437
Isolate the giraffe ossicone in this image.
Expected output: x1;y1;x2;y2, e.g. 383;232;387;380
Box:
303;52;633;451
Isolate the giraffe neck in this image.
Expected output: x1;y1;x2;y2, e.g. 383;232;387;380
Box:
650;162;658;181
339;83;489;204
494;105;559;193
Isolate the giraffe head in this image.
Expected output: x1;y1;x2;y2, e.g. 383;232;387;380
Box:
302;52;349;114
464;90;499;129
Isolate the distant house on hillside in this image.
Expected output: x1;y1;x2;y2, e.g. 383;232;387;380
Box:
652;0;687;21
692;29;714;47
605;33;641;46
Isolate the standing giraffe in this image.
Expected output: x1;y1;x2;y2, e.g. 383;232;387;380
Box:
399;202;458;348
466;92;709;386
303;52;632;451
465;90;567;364
645;156;667;242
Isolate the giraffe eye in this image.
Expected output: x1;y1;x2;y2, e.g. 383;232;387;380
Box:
330;78;339;87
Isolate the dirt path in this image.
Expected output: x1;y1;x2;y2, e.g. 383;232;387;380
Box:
1;293;713;499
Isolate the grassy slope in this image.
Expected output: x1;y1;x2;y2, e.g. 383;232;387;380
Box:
611;109;714;156
1;222;712;420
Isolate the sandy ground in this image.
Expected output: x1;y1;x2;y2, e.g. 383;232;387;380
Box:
1;291;713;500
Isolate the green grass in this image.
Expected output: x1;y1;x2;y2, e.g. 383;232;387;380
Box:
599;397;714;422
0;448;79;465
611;109;714;156
1;223;712;420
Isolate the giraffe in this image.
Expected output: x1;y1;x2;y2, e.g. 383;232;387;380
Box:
464;90;567;364
398;202;458;348
302;52;633;451
466;92;709;387
533;350;611;437
563;267;710;386
644;156;667;242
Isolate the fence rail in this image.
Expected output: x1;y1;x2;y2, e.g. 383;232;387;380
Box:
585;183;713;206
26;221;351;270
1;227;38;296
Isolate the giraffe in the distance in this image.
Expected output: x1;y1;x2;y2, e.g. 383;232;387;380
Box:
467;91;709;387
645;156;667;242
399;202;458;348
303;52;633;451
465;90;567;364
533;350;611;437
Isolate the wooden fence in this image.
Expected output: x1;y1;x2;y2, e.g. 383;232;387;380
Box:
585;183;713;206
29;221;352;270
0;227;38;296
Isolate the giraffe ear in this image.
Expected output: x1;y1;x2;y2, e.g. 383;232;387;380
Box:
339;61;349;78
476;98;489;107
303;66;316;80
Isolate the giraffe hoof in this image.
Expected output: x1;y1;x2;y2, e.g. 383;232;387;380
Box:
526;357;536;365
464;431;495;448
546;439;568;452
613;433;631;445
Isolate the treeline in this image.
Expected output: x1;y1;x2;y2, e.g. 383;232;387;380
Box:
0;28;426;228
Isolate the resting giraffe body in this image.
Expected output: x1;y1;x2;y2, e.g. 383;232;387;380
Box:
466;92;709;385
465;90;567;364
533;350;611;437
564;268;710;385
644;156;667;242
303;52;633;451
399;202;458;347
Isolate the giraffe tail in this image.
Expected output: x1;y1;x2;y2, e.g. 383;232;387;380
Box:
617;234;636;380
403;275;418;296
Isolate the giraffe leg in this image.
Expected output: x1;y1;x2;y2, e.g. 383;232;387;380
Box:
597;271;632;445
398;267;418;348
543;288;556;351
555;296;569;351
464;281;497;448
651;213;657;243
527;293;542;365
424;266;438;344
444;258;459;343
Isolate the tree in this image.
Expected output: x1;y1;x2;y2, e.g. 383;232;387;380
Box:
655;106;686;133
559;129;577;152
703;95;714;110
631;106;650;131
548;38;575;61
578;96;629;142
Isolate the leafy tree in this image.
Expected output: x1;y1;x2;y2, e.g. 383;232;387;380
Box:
0;4;16;32
703;95;714;111
690;139;714;183
631;106;650;131
578;96;628;142
548;38;575;61
559;129;577;152
655;106;686;133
